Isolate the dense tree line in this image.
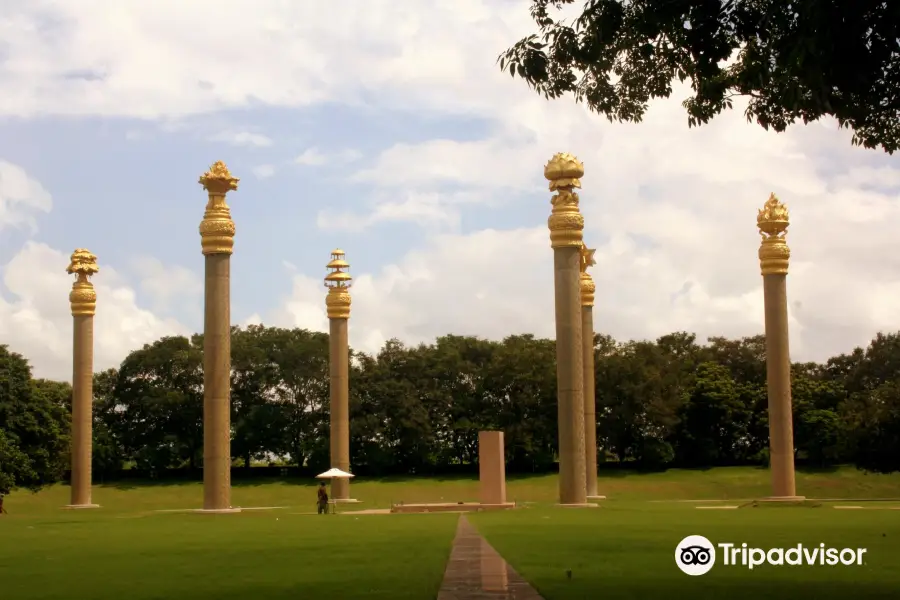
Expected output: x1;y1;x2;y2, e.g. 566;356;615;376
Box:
2;326;900;493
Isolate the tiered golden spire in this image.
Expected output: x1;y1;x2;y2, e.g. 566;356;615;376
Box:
325;249;352;319
579;244;596;307
544;152;585;249
66;248;99;316
198;161;239;255
757;193;790;275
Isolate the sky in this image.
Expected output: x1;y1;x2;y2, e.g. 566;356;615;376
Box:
0;0;898;381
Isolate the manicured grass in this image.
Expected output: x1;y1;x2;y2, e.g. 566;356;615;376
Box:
8;464;898;517
470;503;900;600
0;509;458;600
3;466;900;599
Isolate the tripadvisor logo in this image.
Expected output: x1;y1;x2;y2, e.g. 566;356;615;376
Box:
675;535;868;576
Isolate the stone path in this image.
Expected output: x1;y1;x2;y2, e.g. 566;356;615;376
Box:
437;515;544;600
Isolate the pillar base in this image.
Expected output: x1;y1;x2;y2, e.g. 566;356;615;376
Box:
333;498;362;504
555;503;599;508
587;495;606;501
757;495;806;503
194;508;242;514
62;504;100;510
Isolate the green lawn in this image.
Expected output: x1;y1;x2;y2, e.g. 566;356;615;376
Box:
0;509;458;600
2;466;900;599
471;502;900;600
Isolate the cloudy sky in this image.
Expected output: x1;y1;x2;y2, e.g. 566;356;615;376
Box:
1;0;897;380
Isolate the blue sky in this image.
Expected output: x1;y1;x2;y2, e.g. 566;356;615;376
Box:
0;0;898;380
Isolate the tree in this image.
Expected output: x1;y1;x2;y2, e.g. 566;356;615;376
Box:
675;362;750;466
0;346;70;494
499;0;900;152
114;336;204;470
92;369;128;476
596;340;682;465
484;335;558;470
269;328;330;469
231;325;283;468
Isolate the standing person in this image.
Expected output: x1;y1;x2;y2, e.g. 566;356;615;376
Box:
0;494;7;515
317;481;329;514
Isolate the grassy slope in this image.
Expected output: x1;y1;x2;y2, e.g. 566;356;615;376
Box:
0;510;458;600
470;503;900;600
3;466;900;599
8;465;900;516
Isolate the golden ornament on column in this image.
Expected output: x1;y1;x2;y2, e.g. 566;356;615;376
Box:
757;193;804;501
545;152;588;506
325;249;357;502
64;249;100;509
198;160;241;513
580;243;604;500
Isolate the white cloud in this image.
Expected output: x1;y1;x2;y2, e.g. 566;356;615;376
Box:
252;164;276;179
276;89;900;363
295;148;327;166
209;130;272;147
317;192;460;232
130;256;203;314
1;0;898;369
0;0;532;120
0;242;190;380
0;161;53;231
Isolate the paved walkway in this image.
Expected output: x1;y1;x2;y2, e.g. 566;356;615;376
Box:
437;515;544;600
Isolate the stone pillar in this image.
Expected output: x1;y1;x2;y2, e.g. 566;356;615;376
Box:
757;193;803;501
325;249;355;502
64;249;100;509
478;431;507;505
580;245;604;500
545;153;587;506
198;161;240;513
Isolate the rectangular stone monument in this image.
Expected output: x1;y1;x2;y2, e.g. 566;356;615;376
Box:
478;431;507;505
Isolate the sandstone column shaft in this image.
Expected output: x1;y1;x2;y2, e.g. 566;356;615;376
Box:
198;161;239;513
581;305;599;497
554;247;587;503
325;249;353;501
757;192;799;500
203;253;232;510
763;274;797;497
70;315;94;505
66;248;99;509
329;317;350;500
545;152;588;505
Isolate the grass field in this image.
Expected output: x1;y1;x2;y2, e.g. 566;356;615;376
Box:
471;503;900;600
2;466;900;599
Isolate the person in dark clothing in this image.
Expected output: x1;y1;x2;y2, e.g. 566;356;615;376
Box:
317;482;329;514
0;494;7;515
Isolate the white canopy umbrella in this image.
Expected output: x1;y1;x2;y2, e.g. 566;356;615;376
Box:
316;467;355;479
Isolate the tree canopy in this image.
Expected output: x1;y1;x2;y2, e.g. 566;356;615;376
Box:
2;325;900;494
499;0;900;152
0;346;70;495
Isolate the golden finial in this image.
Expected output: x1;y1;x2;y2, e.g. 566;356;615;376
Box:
325;249;352;319
757;193;791;275
199;160;240;194
66;248;98;316
198;161;238;255
579;244;596;306
545;153;585;248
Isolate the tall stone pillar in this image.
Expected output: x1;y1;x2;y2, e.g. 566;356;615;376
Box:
545;153;587;506
325;249;355;502
198;161;240;513
580;245;603;500
64;249;100;509
757;193;804;501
